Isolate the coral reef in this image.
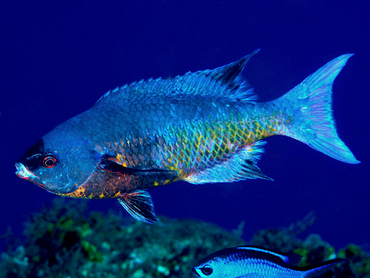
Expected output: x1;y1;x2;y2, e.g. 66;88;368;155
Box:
0;199;244;277
338;244;370;278
249;213;359;278
1;200;369;277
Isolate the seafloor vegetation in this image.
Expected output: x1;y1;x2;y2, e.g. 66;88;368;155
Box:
0;199;369;278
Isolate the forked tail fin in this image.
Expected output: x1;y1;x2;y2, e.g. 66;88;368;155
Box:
276;54;360;164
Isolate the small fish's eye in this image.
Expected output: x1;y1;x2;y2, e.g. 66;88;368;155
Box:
200;266;213;276
42;155;57;168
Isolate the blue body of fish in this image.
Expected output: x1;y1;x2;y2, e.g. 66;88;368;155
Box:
15;50;359;223
193;246;347;278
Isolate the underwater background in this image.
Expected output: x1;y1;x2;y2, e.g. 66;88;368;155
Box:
0;0;369;276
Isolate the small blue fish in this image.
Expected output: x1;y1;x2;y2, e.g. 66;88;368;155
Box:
193;246;347;278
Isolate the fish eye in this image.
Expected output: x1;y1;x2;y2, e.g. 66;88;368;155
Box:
200;266;213;276
42;155;57;168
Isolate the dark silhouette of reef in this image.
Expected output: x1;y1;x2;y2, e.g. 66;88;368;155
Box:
0;199;369;277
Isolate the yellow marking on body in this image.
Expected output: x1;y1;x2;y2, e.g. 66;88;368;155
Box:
154;181;159;186
80;186;86;198
163;179;170;185
114;191;121;198
99;193;105;198
115;152;127;167
116;153;125;163
61;185;87;198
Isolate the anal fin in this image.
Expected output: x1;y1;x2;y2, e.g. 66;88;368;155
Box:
117;190;158;224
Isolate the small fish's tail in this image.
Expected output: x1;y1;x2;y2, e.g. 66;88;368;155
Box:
276;54;360;164
302;258;348;277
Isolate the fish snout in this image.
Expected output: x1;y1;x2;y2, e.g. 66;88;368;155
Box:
15;162;37;181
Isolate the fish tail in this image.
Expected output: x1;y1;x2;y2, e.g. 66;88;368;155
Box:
302;258;348;277
275;54;360;164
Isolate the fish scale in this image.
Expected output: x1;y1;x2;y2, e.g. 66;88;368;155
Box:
15;50;359;223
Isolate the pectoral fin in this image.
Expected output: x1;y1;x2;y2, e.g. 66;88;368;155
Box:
100;155;171;174
117;190;158;224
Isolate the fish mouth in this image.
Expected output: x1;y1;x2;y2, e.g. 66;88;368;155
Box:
15;162;78;194
15;162;39;181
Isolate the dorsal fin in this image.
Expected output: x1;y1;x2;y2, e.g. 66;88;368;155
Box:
95;49;260;105
207;49;260;86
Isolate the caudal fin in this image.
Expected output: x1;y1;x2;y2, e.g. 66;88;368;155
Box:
277;54;360;164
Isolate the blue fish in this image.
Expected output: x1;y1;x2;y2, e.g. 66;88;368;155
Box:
15;51;359;223
193;246;347;278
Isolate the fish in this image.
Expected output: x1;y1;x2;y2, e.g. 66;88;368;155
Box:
15;50;360;223
192;245;348;278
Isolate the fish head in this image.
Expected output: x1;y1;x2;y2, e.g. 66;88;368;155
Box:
193;256;226;278
15;128;102;195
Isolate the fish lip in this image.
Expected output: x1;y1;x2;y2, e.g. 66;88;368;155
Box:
15;162;39;181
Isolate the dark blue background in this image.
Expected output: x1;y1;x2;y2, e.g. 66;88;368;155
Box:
0;1;368;252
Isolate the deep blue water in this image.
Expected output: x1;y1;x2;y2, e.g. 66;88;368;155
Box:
0;1;368;253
